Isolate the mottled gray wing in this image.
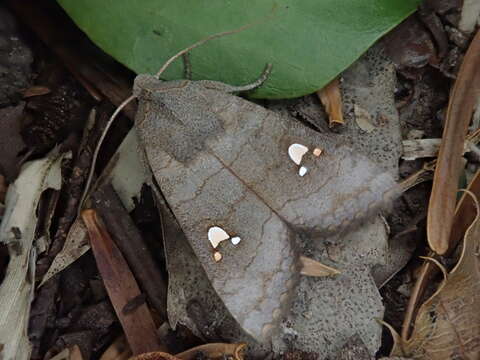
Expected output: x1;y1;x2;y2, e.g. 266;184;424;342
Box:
134;76;298;342
133;74;396;342
134;75;397;236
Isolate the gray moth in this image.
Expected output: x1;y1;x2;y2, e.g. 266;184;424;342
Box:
131;70;398;343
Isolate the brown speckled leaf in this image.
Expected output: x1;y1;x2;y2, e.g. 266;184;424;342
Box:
133;75;397;342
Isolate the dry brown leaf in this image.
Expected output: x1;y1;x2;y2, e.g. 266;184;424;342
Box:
427;29;480;255
176;343;246;360
49;345;83;360
130;343;246;360
299;255;341;277
22;85;51;98
317;77;344;127
389;191;480;359
82;209;164;355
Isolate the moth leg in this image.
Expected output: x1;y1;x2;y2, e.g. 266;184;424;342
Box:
198;63;272;93
182;53;192;80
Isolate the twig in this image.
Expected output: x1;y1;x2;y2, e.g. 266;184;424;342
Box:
91;184;167;320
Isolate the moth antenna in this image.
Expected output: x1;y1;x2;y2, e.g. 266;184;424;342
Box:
155;19;269;78
79;17;272;215
78;94;136;216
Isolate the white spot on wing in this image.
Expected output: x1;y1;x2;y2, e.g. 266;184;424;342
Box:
299;166;308;176
288;144;309;165
208;226;230;248
231;236;241;245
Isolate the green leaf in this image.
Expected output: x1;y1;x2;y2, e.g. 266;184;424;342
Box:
57;0;419;99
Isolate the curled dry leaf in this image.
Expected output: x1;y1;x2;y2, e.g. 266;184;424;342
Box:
317;77;344;127
427;29;480;255
401;167;480;341
175;343;246;360
130;343;246;360
388;191;480;359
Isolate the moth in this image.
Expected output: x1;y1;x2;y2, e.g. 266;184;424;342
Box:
82;29;399;344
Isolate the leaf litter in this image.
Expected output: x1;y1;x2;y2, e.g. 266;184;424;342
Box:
387;190;480;359
0;148;69;359
0;1;478;360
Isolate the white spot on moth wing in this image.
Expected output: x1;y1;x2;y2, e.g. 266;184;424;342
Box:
231;236;241;245
299;166;308;177
288;143;309;165
208;226;230;248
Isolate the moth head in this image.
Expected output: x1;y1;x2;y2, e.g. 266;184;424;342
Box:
133;74;165;98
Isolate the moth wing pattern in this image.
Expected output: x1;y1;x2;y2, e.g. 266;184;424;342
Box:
133;74;396;341
134;75;298;342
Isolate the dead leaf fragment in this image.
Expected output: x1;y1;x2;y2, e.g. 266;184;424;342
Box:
354;104;375;133
402;139;474;160
299;256;340;277
402;139;441;160
82;209;163;355
130;343;246;360
176;343;246;360
99;335;131;360
459;0;480;33
0;149;67;360
49;345;83;360
390;192;480;359
317;77;344;127
22;85;51;98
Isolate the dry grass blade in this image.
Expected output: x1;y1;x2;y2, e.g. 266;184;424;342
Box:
390;190;480;359
82;209;164;355
427;29;480;255
317;77;344;127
